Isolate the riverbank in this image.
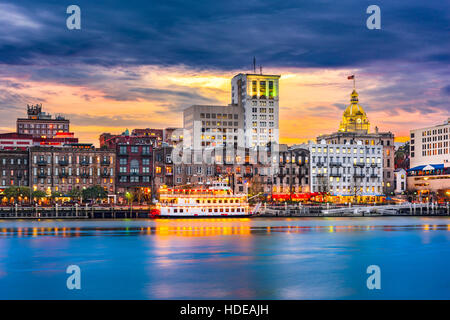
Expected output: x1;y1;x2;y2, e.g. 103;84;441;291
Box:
0;203;448;219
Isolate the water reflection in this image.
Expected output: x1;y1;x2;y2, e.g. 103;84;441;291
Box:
0;222;449;237
1;217;450;299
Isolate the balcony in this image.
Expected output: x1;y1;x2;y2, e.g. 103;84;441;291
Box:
329;161;342;167
353;163;365;168
101;172;111;178
37;160;47;166
353;174;365;178
80;161;89;166
37;172;47;178
316;162;324;167
244;173;253;178
370;174;379;179
316;173;326;177
59;172;68;178
329;173;342;177
80;173;90;178
370;163;379;168
59;160;69;166
100;160;111;166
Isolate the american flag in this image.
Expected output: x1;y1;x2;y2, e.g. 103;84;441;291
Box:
348;75;355;80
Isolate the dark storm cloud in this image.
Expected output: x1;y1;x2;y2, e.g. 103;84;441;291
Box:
0;0;448;70
441;85;450;96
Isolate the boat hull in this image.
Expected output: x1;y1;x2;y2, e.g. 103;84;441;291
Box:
152;214;253;219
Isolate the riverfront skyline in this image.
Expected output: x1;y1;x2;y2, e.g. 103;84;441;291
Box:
0;1;449;146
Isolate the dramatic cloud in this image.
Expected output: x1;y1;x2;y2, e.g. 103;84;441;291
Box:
0;0;448;145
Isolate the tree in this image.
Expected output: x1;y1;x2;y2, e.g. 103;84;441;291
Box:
82;185;108;202
68;188;82;200
2;186;31;202
125;191;134;204
32;190;47;199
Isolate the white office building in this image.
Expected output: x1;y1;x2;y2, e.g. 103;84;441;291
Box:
409;118;450;168
231;73;280;148
183;105;244;150
407;118;450;199
307;140;384;200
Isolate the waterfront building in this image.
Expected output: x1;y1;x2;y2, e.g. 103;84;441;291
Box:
306;140;384;202
407;118;450;200
153;145;174;191
183;105;244;150
231;73;280;148
0;150;29;192
100;131;153;196
271;144;310;200
17;104;70;138
165;146;249;195
394;168;407;194
317;89;395;194
29;147;115;196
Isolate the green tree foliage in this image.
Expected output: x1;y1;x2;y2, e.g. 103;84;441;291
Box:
82;185;108;201
3;186;31;200
68;188;82;200
32;190;47;198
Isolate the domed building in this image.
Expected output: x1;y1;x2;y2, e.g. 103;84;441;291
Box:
339;90;370;133
317;86;395;196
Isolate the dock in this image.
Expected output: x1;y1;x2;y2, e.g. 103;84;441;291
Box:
0;205;151;219
256;202;450;217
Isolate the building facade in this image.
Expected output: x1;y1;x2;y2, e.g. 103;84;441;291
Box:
0;133;33;150
307;141;383;202
317;90;395;194
17;104;70;138
407;118;450;200
231;73;280;148
29;147;115;195
409;118;449;167
100;133;153;195
394;168;407;194
271;145;310;198
0;150;29;190
183;105;244;150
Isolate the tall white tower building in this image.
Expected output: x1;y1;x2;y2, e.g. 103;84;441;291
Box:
231;73;280;148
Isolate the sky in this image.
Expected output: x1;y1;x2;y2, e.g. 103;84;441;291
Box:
0;0;449;146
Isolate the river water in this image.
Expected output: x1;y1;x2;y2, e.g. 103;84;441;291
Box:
0;217;449;299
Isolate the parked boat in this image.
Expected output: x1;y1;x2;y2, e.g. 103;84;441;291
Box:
154;182;251;217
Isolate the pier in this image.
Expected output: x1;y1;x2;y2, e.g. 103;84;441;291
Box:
256;202;450;217
0;204;151;219
0;202;449;219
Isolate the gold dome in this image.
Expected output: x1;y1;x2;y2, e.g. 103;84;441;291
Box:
339;90;370;133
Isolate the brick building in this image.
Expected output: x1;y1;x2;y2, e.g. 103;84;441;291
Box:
29;147;115;196
0;150;29;190
100;132;153;195
17;104;70;138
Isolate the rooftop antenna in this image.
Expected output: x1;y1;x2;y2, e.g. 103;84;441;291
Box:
253;57;256;73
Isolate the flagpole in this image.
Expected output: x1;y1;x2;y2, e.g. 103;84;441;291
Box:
353;75;355;90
